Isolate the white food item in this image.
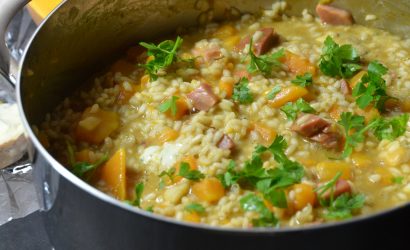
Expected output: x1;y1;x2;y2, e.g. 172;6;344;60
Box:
140;142;182;173
0;103;27;169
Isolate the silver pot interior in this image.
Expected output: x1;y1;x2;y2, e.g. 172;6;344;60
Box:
20;0;410;131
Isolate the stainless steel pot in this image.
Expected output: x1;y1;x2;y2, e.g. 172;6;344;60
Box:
1;1;410;249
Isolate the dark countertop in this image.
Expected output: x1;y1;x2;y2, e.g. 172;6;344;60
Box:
0;212;51;250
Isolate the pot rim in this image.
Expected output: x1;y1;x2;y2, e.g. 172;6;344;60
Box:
16;0;410;235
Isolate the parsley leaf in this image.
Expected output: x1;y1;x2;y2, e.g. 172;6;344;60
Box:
178;162;205;181
247;38;284;76
338;112;409;158
370;114;409;141
280;98;316;121
132;183;144;207
319;36;361;79
392;176;404;185
219;135;304;209
266;85;282;100
66;142;108;178
232;77;254;104
315;171;342;205
158;96;179;116
338;112;368;158
240;193;278;227
291;73;313;87
139;36;183;80
158;167;176;189
324;193;366;220
185;203;206;214
352;61;389;110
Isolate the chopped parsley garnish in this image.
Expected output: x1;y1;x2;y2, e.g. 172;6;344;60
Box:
392;176;404;185
158;167;176;189
319;36;361;79
158;96;179;116
139;36;183;80
324;193;366;220
352;61;389;111
219;136;304;210
338;112;409;158
178;162;205;181
185;203;206;214
369;114;409;141
338;112;367;158
314;172;365;220
247;38;284;76
132;183;144;207
315;171;342;205
266;85;282;100
66;142;108;178
240;193;278;227
280;98;316;121
291;73;313;87
232;77;254;104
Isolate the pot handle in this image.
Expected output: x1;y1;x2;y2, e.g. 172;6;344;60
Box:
0;0;31;82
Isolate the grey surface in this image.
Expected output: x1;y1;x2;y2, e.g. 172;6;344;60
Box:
0;8;39;226
0;211;51;250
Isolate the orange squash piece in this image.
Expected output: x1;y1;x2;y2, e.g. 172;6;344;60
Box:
155;127;179;145
75;149;91;163
163;97;189;120
281;51;317;76
269;86;308;108
349;70;367;89
117;81;139;104
316;161;352;182
75;106;120;144
219;78;235;98
253;122;277;146
192;178;225;203
183;211;201;223
101;148;127;200
291;183;316;211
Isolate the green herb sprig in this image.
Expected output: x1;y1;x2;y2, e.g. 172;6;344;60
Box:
319;36;361;79
352;61;389;111
232;77;254;104
247;38;284;76
139;37;183;80
280;98;316;121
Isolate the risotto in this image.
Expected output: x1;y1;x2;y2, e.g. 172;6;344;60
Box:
38;2;410;228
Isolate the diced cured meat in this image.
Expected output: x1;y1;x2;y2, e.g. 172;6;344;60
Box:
310;129;344;151
316;4;354;26
217;135;235;150
235;28;280;55
292;114;344;151
192;46;222;65
340;79;352;95
203;47;222;62
292;114;331;138
187;83;219;111
321;179;352;200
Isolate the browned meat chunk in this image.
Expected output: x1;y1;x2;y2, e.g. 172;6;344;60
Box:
187;84;219;111
316;4;354;26
235;28;280;55
340;79;352;95
292;114;344;151
321;179;352;200
217;135;235;150
291;114;330;138
311;129;344;151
